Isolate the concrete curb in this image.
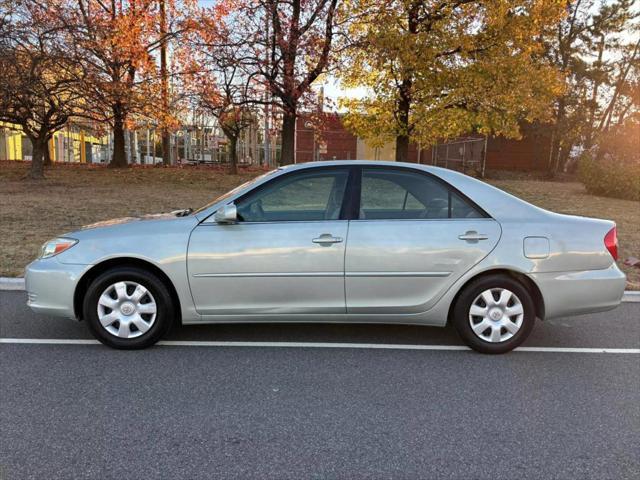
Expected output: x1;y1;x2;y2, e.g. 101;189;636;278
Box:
1;276;640;302
0;277;25;291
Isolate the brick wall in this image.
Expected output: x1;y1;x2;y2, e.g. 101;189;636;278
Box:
295;113;357;162
485;124;552;170
294;112;552;170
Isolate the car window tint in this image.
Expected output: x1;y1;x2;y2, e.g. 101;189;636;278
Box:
359;168;483;220
236;169;349;222
360;176;422;210
451;190;485;218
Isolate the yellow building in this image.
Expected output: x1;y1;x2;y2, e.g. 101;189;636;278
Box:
0;122;107;163
356;137;398;161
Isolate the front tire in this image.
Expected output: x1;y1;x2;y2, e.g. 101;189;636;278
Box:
83;267;174;349
452;275;536;354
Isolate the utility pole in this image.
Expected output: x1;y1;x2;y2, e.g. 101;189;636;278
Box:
263;11;271;167
159;0;171;165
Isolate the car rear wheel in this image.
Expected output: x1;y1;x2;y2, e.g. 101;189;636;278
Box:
83;267;173;349
452;274;536;354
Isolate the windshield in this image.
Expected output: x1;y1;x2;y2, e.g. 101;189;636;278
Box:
193;169;278;214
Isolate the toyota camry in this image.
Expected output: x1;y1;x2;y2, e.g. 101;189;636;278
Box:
25;161;626;353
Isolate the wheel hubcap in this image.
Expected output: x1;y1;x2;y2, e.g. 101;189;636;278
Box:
468;288;524;343
120;302;135;316
97;281;157;339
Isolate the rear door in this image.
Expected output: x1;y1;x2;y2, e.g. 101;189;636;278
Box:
345;167;501;314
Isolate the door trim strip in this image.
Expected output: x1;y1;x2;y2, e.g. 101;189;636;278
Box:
193;271;451;278
345;271;451;277
192;272;343;278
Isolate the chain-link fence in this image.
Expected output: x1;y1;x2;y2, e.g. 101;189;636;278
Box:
432;137;487;177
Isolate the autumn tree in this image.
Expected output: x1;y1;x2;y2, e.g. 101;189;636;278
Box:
595;37;639;135
225;0;344;165
64;0;158;168
0;0;80;179
545;0;639;174
340;0;566;163
53;0;192;168
209;103;256;174
187;6;261;174
194;63;258;174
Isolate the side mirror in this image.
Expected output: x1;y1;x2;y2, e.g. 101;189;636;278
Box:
214;203;237;224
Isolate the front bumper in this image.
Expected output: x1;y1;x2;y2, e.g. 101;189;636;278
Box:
25;258;90;320
529;263;627;320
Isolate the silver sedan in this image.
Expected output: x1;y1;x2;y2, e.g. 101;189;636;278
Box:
25;161;626;353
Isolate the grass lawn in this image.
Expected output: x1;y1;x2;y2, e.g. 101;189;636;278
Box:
1;161;638;289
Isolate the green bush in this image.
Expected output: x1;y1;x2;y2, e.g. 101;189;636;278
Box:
579;154;640;201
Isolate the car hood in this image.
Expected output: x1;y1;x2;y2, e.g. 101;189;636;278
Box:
79;212;180;231
60;211;200;242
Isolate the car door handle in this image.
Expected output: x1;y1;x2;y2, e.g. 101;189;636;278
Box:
458;231;489;242
312;234;343;245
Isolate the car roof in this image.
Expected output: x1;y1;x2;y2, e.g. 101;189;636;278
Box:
277;160;442;173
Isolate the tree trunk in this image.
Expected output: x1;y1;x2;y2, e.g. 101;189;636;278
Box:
559;146;571;173
280;110;296;165
162;131;171;166
27;137;46;180
159;0;171;166
395;135;410;163
548;98;565;177
394;7;417;164
395;85;411;162
584;35;605;151
228;136;238;175
110;106;128;168
43;139;52;166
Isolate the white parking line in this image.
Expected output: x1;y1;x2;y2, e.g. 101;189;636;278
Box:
0;338;638;353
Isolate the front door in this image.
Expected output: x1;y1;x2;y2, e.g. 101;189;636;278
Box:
345;167;501;315
188;167;351;316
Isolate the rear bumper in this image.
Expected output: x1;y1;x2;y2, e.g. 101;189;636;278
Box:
25;258;89;320
529;264;626;320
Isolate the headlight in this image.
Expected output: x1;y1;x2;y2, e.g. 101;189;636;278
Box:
40;238;78;259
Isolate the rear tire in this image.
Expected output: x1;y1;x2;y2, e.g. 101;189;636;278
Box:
452;274;536;354
83;267;174;349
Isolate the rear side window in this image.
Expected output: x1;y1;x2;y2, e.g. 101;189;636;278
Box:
359;168;484;220
450;190;484;218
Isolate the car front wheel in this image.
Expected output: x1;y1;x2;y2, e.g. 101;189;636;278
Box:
83;267;174;349
452;275;536;354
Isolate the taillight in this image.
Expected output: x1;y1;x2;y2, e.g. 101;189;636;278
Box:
604;227;618;261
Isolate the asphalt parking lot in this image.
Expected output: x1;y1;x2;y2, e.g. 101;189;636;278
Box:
1;290;639;480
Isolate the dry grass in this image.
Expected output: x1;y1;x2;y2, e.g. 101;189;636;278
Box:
1;161;638;289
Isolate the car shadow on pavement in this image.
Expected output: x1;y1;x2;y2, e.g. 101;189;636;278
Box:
168;321;463;345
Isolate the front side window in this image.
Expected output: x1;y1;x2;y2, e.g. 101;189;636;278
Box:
359;168;484;220
236;169;349;222
194;169;278;214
